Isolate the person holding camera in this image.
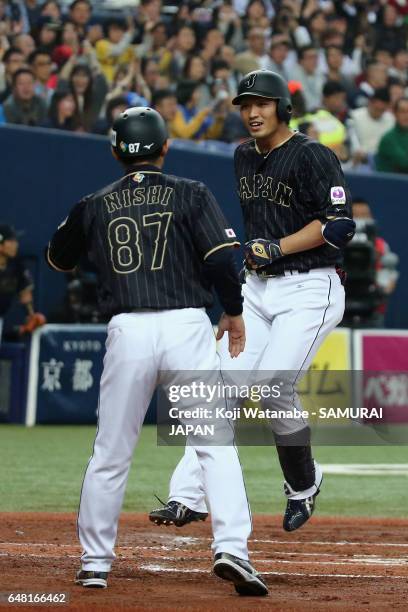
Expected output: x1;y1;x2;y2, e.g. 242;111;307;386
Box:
347;198;399;327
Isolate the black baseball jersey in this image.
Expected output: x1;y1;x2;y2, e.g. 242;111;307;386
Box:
0;257;33;316
234;132;352;274
47;164;239;315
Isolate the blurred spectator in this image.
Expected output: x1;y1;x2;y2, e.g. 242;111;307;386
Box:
387;77;406;107
262;34;291;80
41;1;62;23
33;16;60;53
351;199;399;327
211;59;239;98
291;80;349;162
233;27;267;74
374;3;407;54
52;21;80;64
152;88;177;129
28;48;55;104
167;25;196;81
0;47;24;103
59;63;107;131
13;33;35;59
170;79;224;140
242;0;270;37
141;57;162;95
389;48;408;86
183;55;211;109
95;17;135;84
347;88;395;168
213;2;243;51
323;45;358;101
69;0;92;40
107;60;150;107
291;45;325;112
353;62;388;108
305;9;327;49
0;224;34;342
3;67;47;126
321;81;349;123
93;94;128;135
45;89;79;131
200;29;225;65
376;97;408;173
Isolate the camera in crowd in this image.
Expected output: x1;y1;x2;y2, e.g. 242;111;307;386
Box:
342;200;399;327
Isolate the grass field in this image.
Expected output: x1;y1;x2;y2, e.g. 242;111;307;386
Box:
0;424;407;516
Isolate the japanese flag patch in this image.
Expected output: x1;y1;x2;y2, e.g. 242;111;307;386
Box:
330;186;346;205
225;228;236;238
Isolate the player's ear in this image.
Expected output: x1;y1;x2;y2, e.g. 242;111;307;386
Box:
161;139;169;156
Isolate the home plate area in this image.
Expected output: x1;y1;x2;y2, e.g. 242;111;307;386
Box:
0;514;407;611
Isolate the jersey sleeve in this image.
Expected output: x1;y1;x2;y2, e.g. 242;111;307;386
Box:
190;183;240;260
300;142;352;222
46;196;91;272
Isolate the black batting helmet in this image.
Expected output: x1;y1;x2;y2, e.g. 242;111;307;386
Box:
232;70;292;123
111;107;168;160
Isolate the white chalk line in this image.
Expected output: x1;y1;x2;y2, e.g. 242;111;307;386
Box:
1;550;407;570
252;539;408;548
140;564;407;580
3;537;408;549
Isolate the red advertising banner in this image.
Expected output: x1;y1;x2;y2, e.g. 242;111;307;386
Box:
354;331;408;423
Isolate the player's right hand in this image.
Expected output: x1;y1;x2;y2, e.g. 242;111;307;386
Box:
216;313;246;358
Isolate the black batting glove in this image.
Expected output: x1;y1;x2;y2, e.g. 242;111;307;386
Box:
244;238;283;270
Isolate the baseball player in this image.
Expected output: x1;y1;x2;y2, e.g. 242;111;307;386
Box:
150;70;355;532
46;107;268;596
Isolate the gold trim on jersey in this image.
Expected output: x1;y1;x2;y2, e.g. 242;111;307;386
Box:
254;131;296;157
123;170;163;180
46;248;76;273
203;241;240;260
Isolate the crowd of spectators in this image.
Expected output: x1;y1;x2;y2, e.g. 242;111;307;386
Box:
0;0;407;172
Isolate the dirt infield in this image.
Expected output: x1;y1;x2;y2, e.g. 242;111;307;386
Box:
0;513;407;611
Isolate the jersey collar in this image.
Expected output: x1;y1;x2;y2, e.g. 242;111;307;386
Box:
123;163;163;177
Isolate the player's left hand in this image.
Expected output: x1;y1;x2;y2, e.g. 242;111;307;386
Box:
216;313;246;358
19;312;47;335
244;238;283;270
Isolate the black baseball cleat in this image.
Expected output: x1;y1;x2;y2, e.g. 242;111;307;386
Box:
75;569;108;588
213;552;269;596
149;499;208;527
283;489;320;532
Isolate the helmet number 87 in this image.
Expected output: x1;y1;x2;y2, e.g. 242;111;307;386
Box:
108;213;173;273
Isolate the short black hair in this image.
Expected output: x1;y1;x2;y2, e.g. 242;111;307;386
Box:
105;95;128;123
324;44;343;56
3;47;24;64
352;197;369;206
322;80;346;97
105;17;127;32
176;79;198;106
211;59;230;76
370;87;390;103
28;48;52;65
298;45;318;60
12;68;34;87
152;88;177;107
69;0;91;10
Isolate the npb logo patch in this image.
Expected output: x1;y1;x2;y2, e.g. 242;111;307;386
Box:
244;73;257;89
330;186;346;205
225;228;236;238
